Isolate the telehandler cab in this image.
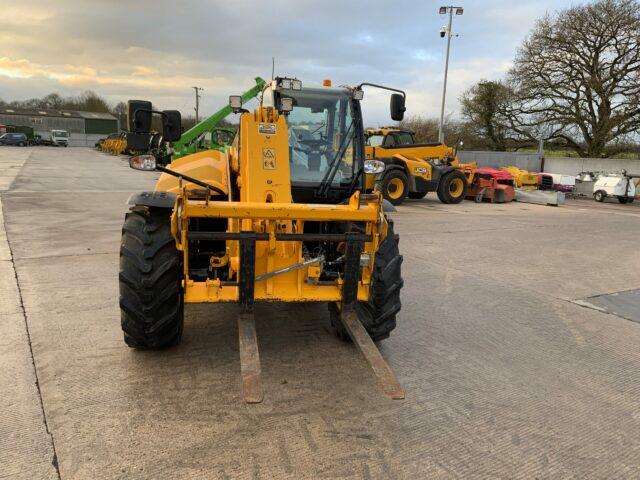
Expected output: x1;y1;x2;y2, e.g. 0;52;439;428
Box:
120;78;406;402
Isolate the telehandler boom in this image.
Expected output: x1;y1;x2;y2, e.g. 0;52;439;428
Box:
120;78;406;402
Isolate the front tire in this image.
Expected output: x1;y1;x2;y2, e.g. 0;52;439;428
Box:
437;170;467;204
376;170;409;206
119;206;184;349
329;220;403;342
594;190;606;202
618;196;630;204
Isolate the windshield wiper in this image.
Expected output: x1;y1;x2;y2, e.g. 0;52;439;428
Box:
310;123;326;135
315;121;355;197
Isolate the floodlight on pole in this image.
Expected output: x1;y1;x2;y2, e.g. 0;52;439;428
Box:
437;6;463;144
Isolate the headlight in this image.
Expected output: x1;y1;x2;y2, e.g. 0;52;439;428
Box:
280;97;293;113
278;77;302;90
280;78;292;89
229;95;242;111
364;159;385;174
129;155;156;171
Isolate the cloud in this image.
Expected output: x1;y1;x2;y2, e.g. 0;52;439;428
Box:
0;0;578;121
0;57;50;78
131;66;159;77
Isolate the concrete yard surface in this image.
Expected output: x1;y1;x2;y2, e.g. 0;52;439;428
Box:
1;147;639;479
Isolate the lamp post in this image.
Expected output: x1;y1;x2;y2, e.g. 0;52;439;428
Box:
438;6;463;144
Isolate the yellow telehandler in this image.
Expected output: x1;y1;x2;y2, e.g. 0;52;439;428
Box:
120;78;406;402
364;127;475;205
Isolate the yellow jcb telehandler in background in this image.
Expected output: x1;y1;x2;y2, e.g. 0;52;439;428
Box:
364;127;476;205
100;132;120;154
120;78;407;402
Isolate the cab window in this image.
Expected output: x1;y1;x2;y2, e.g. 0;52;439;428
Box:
383;135;397;147
366;134;384;147
396;132;414;145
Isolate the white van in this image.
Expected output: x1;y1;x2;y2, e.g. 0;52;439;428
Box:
50;130;69;147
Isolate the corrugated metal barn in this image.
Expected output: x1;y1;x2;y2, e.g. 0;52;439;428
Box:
0;108;118;146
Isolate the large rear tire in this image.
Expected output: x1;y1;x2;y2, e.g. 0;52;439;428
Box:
329;220;403;342
437;170;467;204
119;206;184;349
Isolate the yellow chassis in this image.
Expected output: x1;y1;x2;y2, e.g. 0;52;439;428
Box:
171;188;385;304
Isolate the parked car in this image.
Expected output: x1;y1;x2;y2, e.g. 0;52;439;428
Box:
0;132;28;146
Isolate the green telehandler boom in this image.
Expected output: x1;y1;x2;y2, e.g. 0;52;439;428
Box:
171;76;266;160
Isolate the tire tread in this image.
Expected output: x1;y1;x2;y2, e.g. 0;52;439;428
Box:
119;207;183;349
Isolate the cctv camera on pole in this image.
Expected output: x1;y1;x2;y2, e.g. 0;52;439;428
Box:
438;6;463;144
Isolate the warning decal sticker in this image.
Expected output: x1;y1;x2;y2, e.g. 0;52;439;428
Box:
263;148;276;169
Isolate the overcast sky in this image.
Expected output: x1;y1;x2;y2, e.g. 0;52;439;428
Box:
1;0;581;124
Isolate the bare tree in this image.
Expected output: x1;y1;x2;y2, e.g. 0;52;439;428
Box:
398;115;486;149
41;93;64;109
508;0;640;157
399;116;440;143
113;102;127;130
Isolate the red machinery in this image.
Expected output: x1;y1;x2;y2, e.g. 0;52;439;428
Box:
465;168;515;203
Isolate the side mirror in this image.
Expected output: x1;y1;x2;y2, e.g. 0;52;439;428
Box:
162;110;182;142
126;132;151;151
128;100;152;133
390;94;406;121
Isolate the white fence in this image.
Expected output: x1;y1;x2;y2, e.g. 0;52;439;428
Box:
543;157;640;176
458;151;542;172
457;150;640;176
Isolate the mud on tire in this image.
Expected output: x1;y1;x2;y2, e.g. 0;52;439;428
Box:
329;220;403;342
119;206;184;349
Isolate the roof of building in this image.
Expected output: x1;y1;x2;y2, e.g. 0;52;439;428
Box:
0;107;116;121
76;111;117;120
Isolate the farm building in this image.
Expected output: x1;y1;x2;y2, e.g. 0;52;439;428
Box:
0;107;118;146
